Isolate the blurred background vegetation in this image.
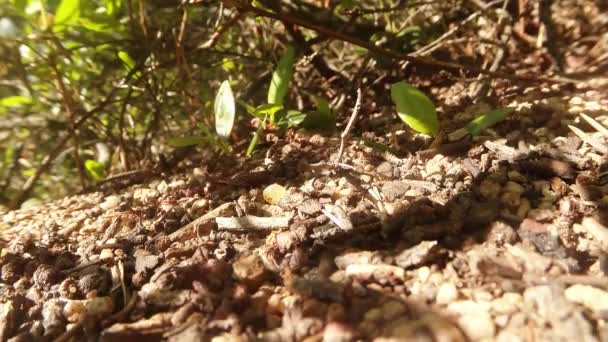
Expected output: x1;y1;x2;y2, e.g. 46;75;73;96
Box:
1;0;601;209
0;0;454;209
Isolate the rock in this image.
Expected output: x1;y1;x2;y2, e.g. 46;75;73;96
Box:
486;221;517;245
232;253;267;288
436;282;459;305
478;179;502;199
506;244;553;273
289;199;316;218
135;254;161;273
565;284;608;314
492;292;522;315
99;248;114;260
344;264;405;284
524;285;595;341
381;181;410;201
322;322;354;342
464;201;499;228
63;297;114;322
376;162;395;179
99;195;121;211
394;240;442;269
133;188;159;205
447;300;495;340
335;250;384;269
518;219;567;258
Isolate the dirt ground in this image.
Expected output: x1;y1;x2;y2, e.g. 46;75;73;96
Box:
1;78;608;341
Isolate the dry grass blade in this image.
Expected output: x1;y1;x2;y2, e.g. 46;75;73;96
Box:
580;113;608;138
568;124;608;154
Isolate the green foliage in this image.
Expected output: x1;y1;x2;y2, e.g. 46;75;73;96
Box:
465;107;513;136
301;97;335;130
0;96;32;112
214;80;236;138
84;159;105;181
391;81;439;136
53;0;81;31
267;45;295;105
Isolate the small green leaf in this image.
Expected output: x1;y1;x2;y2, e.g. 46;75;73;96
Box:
255;103;283;123
214;80;235;138
285;110;306;127
117;51;135;70
465;107;513;136
255;103;283;116
84;159;105;181
301;97;335;130
267;45;295;105
391;81;439;136
168;136;206;147
53;0;80;31
0;96;32;108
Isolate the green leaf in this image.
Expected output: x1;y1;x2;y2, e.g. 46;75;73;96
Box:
214;80;235;138
0;96;32;108
254;103;283;122
168;135;206;147
84;159;105;181
79;18;112;32
267;45;295;105
465;107;513;136
285;110;306;127
117;51;135;70
105;0;122;16
301;97;335;130
316;97;330;116
390;81;439;136
53;0;80;31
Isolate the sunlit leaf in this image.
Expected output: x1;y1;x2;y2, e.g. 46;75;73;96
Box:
105;0;122;16
255;103;283;123
79;18;112;32
0;95;32;108
168;135;206;147
53;0;80;31
390;81;439;136
214;80;235;138
222;58;235;71
117;51;135;70
84;159;105;181
255;103;283;116
267;45;295;105
465;107;514;136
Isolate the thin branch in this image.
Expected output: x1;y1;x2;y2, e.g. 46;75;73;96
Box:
231;2;571;84
336;88;362;164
